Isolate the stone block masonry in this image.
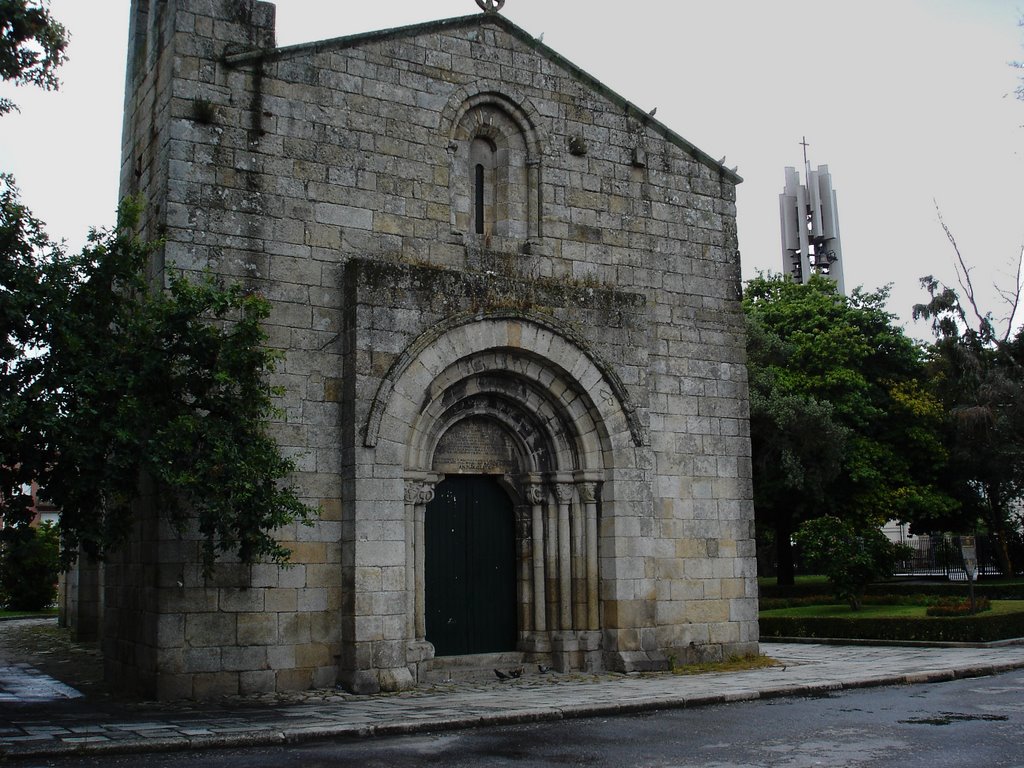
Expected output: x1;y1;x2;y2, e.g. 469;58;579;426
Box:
104;0;757;698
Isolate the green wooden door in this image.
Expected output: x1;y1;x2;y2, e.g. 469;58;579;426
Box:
425;475;517;656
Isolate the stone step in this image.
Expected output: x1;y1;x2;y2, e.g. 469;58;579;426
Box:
421;652;539;684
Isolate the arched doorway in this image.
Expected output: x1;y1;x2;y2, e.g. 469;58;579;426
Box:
424;475;517;656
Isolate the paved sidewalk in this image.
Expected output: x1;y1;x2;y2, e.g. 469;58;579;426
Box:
2;639;1024;759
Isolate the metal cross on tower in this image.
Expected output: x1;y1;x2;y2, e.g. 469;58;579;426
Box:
476;0;506;12
779;139;846;294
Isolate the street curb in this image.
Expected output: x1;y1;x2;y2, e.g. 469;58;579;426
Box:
5;659;1024;759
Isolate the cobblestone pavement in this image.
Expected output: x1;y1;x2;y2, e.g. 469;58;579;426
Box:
2;617;1023;759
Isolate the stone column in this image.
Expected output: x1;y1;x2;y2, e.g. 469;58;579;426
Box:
571;483;587;629
404;478;435;642
526;481;547;633
527;158;540;242
413;482;434;641
579;481;601;631
554;482;575;631
516;504;533;634
544;487;559;632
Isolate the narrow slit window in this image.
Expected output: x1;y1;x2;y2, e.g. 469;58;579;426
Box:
469;136;497;238
475;163;485;235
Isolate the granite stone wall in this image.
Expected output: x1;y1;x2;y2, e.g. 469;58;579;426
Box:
112;0;758;698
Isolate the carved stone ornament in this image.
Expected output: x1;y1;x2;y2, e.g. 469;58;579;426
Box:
554;483;575;505
526;484;546;505
475;0;505;13
578;482;598;504
417;484;436;506
404;481;435;505
404;481;420;505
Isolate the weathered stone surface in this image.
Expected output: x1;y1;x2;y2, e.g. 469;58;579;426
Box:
102;0;757;699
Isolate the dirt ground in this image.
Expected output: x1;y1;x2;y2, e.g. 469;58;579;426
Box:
0;616;107;698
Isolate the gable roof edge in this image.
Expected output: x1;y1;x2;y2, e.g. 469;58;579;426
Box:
223;13;742;185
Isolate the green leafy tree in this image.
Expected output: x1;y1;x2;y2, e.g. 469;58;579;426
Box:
1;0;68;525
744;274;954;584
794;515;911;610
1;190;316;573
0;0;68;115
2;3;313;572
0;520;59;610
1;174;60;527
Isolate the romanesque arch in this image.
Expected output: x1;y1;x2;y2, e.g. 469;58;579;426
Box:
371;314;636;671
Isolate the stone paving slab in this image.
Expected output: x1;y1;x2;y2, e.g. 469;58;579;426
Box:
2;642;1024;758
0;663;84;703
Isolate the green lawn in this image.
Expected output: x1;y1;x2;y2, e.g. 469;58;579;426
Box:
761;600;1024;619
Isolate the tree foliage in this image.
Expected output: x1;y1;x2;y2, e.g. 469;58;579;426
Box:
744;274;954;584
0;520;58;610
1;186;316;573
2;2;314;574
0;174;59;527
0;0;68;115
914;223;1024;576
794;516;911;610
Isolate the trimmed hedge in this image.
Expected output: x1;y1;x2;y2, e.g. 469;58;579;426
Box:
759;610;1024;643
759;580;1024;601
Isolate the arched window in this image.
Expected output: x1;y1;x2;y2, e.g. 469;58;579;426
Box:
470;137;497;236
447;100;538;249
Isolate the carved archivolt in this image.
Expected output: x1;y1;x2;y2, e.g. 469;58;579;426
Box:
364;309;645;450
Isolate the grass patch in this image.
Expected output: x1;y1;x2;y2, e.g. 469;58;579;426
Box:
672;653;781;675
762;603;927;619
0;608;57;620
761;600;1024;619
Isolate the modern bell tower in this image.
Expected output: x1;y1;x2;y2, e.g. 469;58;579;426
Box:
779;138;845;294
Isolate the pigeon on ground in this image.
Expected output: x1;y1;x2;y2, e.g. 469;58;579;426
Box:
494;668;509;680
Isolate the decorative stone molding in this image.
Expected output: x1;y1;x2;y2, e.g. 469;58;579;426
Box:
361;299;646;450
554;483;575;505
525;483;546;506
578;482;598;504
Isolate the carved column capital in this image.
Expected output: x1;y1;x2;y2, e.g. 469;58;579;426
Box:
404;480;420;505
404;480;435;505
417;484;435;505
525;483;546;506
554;483;575;505
578;482;599;504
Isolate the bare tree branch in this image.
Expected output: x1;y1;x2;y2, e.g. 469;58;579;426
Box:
993;244;1024;343
936;202;988;332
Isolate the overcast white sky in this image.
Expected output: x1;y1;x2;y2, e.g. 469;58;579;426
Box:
1;1;1021;338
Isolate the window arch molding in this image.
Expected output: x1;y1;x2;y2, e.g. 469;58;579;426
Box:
440;85;545;250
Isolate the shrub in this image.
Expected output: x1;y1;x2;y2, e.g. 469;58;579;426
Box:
0;522;60;611
794;516;913;610
926;596;991;616
759;607;1024;643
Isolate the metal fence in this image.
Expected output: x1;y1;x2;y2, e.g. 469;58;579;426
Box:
894;534;1003;580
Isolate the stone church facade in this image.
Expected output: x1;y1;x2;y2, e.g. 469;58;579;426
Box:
104;0;758;697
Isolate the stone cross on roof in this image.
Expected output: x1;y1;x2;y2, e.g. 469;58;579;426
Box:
475;0;505;13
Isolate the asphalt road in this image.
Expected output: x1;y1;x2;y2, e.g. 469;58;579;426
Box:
19;668;1024;768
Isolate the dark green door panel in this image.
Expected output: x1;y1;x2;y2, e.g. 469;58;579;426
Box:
425;475;517;656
